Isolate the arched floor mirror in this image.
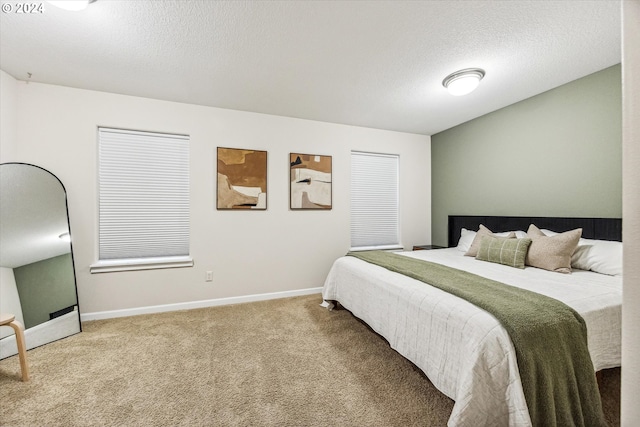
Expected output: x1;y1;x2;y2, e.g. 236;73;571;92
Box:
0;163;81;359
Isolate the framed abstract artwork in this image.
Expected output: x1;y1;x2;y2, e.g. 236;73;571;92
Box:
290;153;332;210
217;147;267;210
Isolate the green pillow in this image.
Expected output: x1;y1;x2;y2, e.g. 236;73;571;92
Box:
476;236;532;269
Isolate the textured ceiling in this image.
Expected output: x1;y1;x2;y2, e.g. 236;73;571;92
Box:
0;1;621;135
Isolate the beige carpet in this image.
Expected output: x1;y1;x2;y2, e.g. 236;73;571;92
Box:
0;294;619;426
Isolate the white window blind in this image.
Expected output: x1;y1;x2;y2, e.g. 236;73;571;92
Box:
95;128;190;270
350;151;400;250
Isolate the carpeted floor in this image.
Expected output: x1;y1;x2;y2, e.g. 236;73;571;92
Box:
0;294;620;426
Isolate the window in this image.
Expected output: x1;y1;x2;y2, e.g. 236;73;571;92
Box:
350;151;400;250
90;127;192;273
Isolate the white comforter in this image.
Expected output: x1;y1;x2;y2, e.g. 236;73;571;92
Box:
322;248;622;427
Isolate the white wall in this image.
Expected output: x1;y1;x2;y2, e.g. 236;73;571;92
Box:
621;1;640;424
0;71;18;161
0;71;21;336
0;74;431;315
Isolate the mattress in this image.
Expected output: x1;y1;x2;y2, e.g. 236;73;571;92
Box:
322;248;622;427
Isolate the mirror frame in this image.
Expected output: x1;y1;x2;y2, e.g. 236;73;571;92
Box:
0;162;81;359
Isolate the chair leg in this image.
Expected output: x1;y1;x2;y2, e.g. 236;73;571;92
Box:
9;320;29;382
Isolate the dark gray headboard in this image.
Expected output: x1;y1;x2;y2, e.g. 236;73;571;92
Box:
448;215;622;247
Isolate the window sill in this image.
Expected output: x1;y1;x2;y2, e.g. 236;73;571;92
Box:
90;256;194;274
349;245;404;252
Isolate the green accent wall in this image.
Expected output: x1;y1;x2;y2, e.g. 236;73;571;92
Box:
431;65;622;247
14;253;77;329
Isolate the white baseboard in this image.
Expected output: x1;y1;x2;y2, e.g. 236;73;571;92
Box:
80;287;323;322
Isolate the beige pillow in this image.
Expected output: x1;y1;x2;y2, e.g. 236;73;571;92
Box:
464;224;516;257
525;224;582;273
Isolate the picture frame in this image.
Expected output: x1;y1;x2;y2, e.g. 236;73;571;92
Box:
217;147;267;210
289;153;332;210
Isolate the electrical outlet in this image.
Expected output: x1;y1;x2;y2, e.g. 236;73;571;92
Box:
205;271;213;282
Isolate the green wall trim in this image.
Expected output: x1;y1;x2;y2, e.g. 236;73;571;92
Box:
431;65;622;246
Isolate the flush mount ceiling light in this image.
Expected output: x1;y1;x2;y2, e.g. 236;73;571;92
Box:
442;68;486;96
47;0;96;11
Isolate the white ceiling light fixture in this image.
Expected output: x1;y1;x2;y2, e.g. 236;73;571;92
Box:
442;68;486;96
47;0;96;12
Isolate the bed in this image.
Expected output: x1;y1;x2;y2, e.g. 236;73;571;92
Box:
322;215;622;427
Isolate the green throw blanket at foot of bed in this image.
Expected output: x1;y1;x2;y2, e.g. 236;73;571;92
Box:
347;250;606;427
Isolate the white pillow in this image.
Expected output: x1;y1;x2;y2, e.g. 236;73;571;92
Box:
456;228;476;252
542;229;623;276
542;229;623;275
457;228;518;252
514;230;528;239
572;239;623;276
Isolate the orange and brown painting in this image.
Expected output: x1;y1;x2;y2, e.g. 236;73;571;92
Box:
290;153;332;210
217;147;267;209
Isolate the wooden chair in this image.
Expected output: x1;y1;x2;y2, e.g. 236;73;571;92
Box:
0;313;29;381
